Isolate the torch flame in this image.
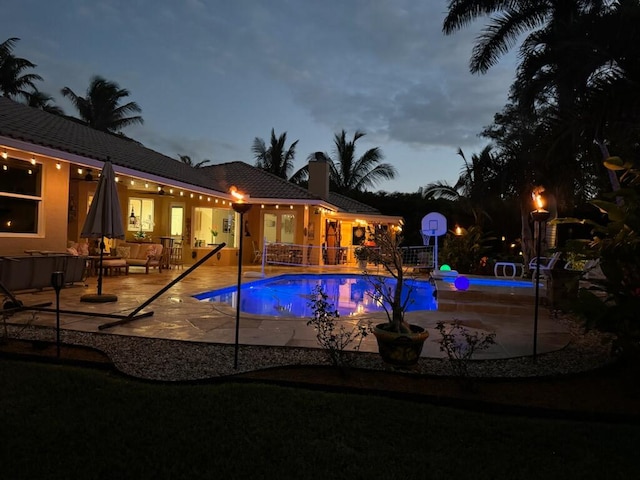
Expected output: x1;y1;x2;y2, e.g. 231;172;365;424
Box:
533;193;544;210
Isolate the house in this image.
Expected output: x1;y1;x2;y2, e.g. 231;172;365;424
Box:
0;97;402;267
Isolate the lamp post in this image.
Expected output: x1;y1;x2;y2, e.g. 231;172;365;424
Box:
231;187;252;369
530;193;550;362
51;271;65;358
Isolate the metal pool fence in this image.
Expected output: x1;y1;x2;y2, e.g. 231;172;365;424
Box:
258;242;434;270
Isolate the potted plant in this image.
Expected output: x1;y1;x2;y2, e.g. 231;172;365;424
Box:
365;227;430;366
354;245;369;270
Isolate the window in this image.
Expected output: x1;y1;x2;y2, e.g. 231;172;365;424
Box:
128;197;155;232
193;206;235;246
262;211;296;243
170;205;184;238
0;157;42;234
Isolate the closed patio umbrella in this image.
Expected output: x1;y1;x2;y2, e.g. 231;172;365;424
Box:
80;160;125;302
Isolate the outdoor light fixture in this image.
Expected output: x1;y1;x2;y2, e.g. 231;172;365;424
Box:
30;157;36;165
1;150;7;159
230;186;252;369
51;271;65;358
530;191;550;362
129;207;136;226
56;162;61;170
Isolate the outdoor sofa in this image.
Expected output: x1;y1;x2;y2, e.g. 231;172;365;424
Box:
114;242;164;273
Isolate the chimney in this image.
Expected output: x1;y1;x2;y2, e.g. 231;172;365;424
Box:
308;152;330;200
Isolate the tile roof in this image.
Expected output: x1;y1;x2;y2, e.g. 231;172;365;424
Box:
328;192;380;214
0;97;380;213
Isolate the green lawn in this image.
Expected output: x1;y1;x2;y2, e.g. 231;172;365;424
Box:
1;360;638;479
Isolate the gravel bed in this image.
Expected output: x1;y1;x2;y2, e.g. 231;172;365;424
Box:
5;315;614;382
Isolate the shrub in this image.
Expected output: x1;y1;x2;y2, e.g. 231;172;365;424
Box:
306;284;370;367
435;320;496;381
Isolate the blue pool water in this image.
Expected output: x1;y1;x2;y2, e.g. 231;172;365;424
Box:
193;273;438;318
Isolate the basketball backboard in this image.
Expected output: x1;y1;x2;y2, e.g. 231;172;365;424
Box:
421;212;447;237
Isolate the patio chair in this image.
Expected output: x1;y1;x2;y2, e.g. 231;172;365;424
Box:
529;251;564;282
251;240;262;264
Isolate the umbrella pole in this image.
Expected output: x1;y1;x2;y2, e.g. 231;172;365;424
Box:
97;240;105;296
81;238;118;303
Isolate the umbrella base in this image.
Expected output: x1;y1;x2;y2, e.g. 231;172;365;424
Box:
80;293;118;303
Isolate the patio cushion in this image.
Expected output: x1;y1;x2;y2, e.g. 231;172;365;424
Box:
116;246;131;259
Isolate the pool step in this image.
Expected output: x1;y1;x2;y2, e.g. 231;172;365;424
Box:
437;288;540;315
437;288;534;304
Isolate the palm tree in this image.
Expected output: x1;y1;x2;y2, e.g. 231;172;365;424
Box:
25;90;64;115
0;37;43;100
422;146;499;228
443;1;611;213
178;154;211;168
252;129;298;179
326;130;396;194
443;1;605;75
61;76;143;133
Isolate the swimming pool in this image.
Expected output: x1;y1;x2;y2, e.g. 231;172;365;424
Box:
193;273;438;318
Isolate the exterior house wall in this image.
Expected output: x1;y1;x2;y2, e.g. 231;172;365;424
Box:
1;152;69;255
1;144;398;267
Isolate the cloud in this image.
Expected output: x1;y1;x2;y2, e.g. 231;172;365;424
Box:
6;0;519;193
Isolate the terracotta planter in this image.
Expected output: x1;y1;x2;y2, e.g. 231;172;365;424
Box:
372;323;429;366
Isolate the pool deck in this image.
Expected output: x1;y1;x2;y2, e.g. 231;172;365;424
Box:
4;263;571;362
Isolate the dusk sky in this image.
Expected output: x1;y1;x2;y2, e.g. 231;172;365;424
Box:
6;0;518;193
